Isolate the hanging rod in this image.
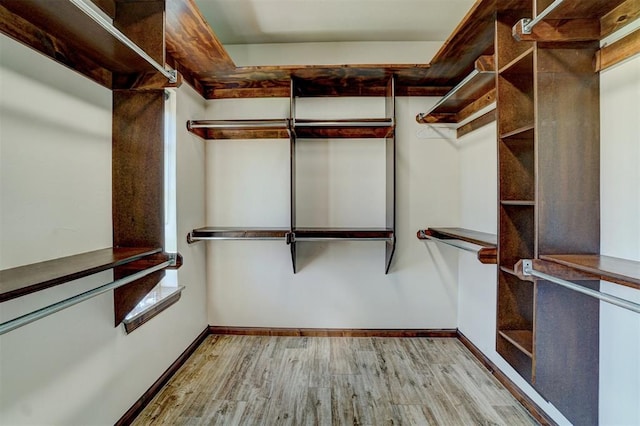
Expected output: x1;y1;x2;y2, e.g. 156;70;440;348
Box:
187;119;290;130
522;260;640;314
416;69;486;122
0;260;171;336
68;0;178;83
520;0;566;34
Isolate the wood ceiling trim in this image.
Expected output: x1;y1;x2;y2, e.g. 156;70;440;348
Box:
165;0;506;98
165;0;236;78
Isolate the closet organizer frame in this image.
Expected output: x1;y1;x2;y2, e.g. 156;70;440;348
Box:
491;0;640;422
186;76;397;274
0;0;180;333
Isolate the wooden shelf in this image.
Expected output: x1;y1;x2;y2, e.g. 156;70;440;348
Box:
293;228;394;241
498;329;534;358
500;124;534;140
540;254;640;290
187;120;290;140
293;119;394;139
0;0;164;89
416;55;496;124
500;200;536;206
188;227;290;241
417;227;497;264
499;48;534;75
0;247;163;303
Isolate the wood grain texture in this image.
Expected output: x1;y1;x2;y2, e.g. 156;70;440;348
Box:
131;335;539;425
595;27;640;72
112;90;166;325
600;0;640;38
0;247;161;302
540;254;640;290
116;327;211;426
457;108;497;138
0;3;111;88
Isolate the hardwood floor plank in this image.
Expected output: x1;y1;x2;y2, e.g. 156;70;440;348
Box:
131;335;540;425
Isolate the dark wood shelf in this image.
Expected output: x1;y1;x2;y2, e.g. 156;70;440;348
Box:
418;227;497;247
500;200;536;206
188;227;290;241
293;228;394;241
540;254;640;290
0;247;163;303
293;119;394;139
498;329;534;358
499;47;534;75
187;119;290;140
416;55;496;124
417;227;497;264
500;124;535;140
0;0;162;89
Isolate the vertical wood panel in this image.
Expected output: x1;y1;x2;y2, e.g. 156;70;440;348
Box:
112;90;165;325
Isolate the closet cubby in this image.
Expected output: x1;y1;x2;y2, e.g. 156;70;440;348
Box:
499;127;535;202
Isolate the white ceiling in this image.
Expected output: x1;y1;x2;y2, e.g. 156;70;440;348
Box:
194;0;476;45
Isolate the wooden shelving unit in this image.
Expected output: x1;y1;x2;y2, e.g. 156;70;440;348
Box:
417;227;497;264
0;0;177;329
291;76;396;274
185;77;397;273
495;1;617;423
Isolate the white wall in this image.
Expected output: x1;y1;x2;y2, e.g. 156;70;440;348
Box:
456;56;640;425
599;54;640;426
0;34;208;425
202;96;461;328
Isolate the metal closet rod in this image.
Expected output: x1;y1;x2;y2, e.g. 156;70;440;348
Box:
0;260;172;336
522;260;640;314
416;68;487;121
521;0;566;34
418;230;483;255
68;0;178;83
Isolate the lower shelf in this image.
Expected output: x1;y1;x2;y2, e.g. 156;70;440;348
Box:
0;247;163;302
498;329;533;358
188;227;395;274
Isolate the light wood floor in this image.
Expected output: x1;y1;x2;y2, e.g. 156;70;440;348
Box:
133;335;539;425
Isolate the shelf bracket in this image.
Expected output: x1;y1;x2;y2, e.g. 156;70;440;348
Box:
519;0;566;35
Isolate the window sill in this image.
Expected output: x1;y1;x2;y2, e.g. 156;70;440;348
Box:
123;285;184;334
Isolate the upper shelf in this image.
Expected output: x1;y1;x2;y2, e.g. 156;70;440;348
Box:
0;0;169;89
540;254;640;291
187;119;290;139
417;227;497;264
187;227;290;242
0;247;163;302
416;55;496;124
